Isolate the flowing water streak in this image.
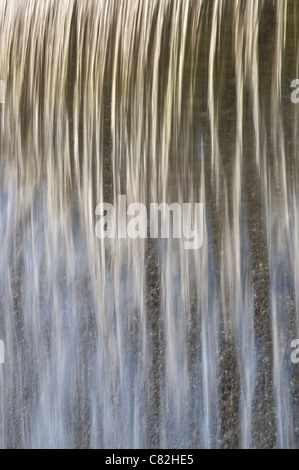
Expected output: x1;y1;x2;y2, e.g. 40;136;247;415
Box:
232;1;256;448
266;0;293;448
0;0;298;449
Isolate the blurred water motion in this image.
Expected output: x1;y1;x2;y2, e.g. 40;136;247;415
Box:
0;0;299;449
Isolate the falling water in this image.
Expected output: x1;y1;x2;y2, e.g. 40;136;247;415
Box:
0;0;299;449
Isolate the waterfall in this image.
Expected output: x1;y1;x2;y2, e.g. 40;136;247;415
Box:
0;0;298;449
